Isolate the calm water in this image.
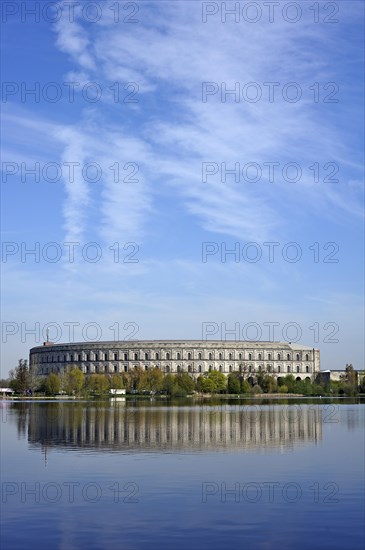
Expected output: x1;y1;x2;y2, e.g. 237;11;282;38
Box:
1;399;364;550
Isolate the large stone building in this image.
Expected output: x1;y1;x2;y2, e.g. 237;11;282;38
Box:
29;340;320;381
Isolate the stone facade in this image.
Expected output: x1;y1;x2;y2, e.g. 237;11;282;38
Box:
29;340;320;380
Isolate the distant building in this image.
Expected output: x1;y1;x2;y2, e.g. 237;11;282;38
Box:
30;340;320;381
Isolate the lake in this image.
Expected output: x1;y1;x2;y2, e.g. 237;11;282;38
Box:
1;398;364;549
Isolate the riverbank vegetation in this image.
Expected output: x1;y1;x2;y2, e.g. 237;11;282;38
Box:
2;360;364;398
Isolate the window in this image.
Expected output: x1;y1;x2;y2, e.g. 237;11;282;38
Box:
177;365;181;372
287;354;290;361
145;353;149;360
229;353;233;360
124;353;128;360
219;365;223;372
78;354;82;361
104;353;108;361
239;353;242;360
278;353;281;360
145;365;148;371
277;365;281;373
306;365;310;373
177;352;181;360
124;365;128;372
114;365;118;372
296;365;300;373
248;353;252;360
268;353;271;360
267;365;271;372
209;352;213;360
166;352;170;360
188;352;191;360
287;365;291;372
198;365;202;373
305;354;309;361
258;365;262;372
258;353;262;360
166;365;170;372
296;354;300;361
94;353;98;361
155;352;159;360
188;365;192;373
198;352;202;360
134;353;138;360
209;365;212;372
219;353;223;360
229;365;233;372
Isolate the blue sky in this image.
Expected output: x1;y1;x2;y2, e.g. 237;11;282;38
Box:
1;1;364;377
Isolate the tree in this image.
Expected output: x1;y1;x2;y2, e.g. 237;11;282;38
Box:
45;373;61;395
9;359;30;394
241;380;251;394
227;373;241;394
87;374;109;395
66;367;84;395
138;367;164;393
206;371;227;393
110;374;124;389
175;372;195;394
197;376;215;393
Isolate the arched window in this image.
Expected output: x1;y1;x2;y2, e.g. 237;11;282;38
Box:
165;365;170;373
198;352;202;360
114;365;118;372
306;365;310;373
229;365;233;372
296;354;300;361
305;354;309;361
296;365;300;373
155;352;159;360
177;365;181;372
209;365;212;372
287;365;291;372
134;353;138;360
209;352;213;360
188;365;192;372
277;365;281;373
145;365;148;371
277;353;281;360
188;352;191;360
145;353;149;360
198;365;202;373
248;353;252;360
124;365;128;372
219;352;223;360
177;352;181;360
268;353;271;360
258;353;262;360
219;365;223;372
166;352;170;360
267;365;271;373
229;353;233;360
287;354;290;361
239;353;242;360
124;353;128;360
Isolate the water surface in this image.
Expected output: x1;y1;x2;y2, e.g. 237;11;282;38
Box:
1;399;364;549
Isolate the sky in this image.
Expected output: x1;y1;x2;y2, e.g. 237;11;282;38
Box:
1;0;364;377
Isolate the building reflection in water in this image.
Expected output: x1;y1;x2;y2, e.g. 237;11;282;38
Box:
21;401;324;454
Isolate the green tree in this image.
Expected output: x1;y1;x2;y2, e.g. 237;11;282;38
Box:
175;372;195;394
206;370;227;393
87;374;109;395
227;373;241;394
9;359;30;394
197;376;215;393
110;374;124;389
66;367;84;396
241;379;251;394
45;373;61;395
